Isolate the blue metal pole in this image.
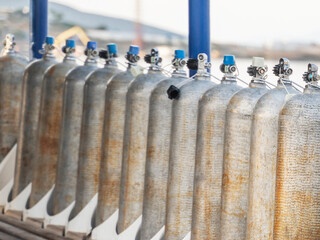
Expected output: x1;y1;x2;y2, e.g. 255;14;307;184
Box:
30;0;48;59
189;0;211;76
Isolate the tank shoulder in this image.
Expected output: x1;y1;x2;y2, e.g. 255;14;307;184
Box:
228;86;268;113
155;77;188;91
175;80;215;102
44;61;77;78
109;69;132;82
201;83;242;102
180;79;215;91
0;53;28;67
67;65;97;81
24;58;56;76
281;92;320;113
253;87;298;116
128;71;166;92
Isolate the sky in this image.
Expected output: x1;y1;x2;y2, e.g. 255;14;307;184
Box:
50;0;320;47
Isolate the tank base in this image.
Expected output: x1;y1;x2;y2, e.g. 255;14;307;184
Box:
4;209;22;220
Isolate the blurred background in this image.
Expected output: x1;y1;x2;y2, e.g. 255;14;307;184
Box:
1;0;320;85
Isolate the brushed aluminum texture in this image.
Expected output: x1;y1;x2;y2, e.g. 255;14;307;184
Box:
49;51;98;216
246;79;298;239
69;57;120;220
12;43;56;200
191;76;242;240
274;83;320;239
140;63;188;240
94;61;136;227
28;48;77;209
117;62;166;234
220;80;268;240
164;58;215;239
0;34;28;163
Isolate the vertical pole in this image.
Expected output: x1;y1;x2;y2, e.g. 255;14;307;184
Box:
30;0;48;59
189;0;211;76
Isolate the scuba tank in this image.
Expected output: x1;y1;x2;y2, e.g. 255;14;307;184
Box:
220;57;269;240
191;55;242;240
246;58;299;240
0;34;28;161
12;37;57;200
140;50;188;240
117;48;166;234
274;64;320;239
49;41;99;216
69;43;121;220
164;53;215;240
28;40;77;209
94;45;140;227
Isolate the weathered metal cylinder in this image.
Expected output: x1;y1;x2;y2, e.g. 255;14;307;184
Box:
191;55;242;240
94;45;140;227
220;57;269;240
69;44;121;220
28;40;77;209
274;64;320;239
164;53;215;240
12;37;57;200
0;34;28;162
117;48;166;234
246;58;298;240
11;37;56;199
48;42;99;216
140;50;189;240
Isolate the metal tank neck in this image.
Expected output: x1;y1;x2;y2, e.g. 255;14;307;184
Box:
187;53;211;79
98;50;117;67
171;52;187;77
84;43;98;66
144;48;162;71
2;34;16;55
303;63;320;93
247;57;268;87
61;39;76;62
220;55;237;84
273;58;293;87
125;45;140;69
40;43;56;60
62;48;76;62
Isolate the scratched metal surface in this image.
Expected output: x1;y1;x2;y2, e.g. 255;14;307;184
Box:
140;72;189;240
274;85;320;240
49;60;98;216
69;63;120;220
12;54;56;200
220;81;268;240
191;80;242;240
28;56;77;208
0;52;27;163
117;69;166;234
246;82;298;240
94;66;134;227
164;76;215;240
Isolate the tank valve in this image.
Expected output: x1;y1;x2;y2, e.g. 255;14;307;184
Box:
303;63;320;83
40;36;55;55
273;58;293;78
125;45;140;63
247;57;268;79
187;53;211;73
172;50;186;69
220;55;237;76
3;34;16;51
84;41;98;57
144;48;162;65
62;39;76;54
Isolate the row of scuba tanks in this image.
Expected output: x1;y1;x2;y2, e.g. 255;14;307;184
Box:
0;32;319;240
